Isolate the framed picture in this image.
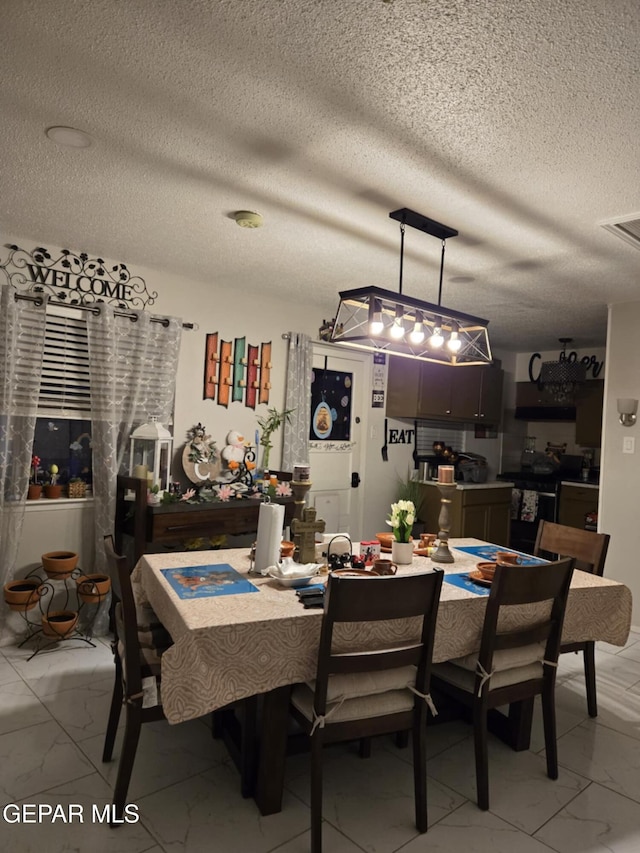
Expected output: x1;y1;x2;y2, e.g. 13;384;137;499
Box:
309;368;352;441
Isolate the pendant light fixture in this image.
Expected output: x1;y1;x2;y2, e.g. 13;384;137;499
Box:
329;208;492;365
539;338;587;403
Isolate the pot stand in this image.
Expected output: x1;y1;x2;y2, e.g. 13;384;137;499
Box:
13;563;110;661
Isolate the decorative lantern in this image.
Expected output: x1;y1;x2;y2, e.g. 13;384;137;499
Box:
128;418;173;492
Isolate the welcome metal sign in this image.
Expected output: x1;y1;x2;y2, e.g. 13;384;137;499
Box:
0;244;157;309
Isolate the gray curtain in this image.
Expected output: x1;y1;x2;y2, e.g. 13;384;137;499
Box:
0;287;46;638
282;332;312;472
87;306;182;573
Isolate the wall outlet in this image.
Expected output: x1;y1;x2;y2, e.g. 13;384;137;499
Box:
623;436;635;454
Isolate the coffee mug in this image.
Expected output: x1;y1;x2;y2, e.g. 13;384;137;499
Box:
373;559;398;576
495;551;522;565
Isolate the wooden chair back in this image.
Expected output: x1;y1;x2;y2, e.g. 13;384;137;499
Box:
104;534;144;700
314;571;443;720
114;474;148;565
534;520;609;575
476;558;574;682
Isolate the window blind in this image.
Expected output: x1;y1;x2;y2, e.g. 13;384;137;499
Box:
38;312;91;418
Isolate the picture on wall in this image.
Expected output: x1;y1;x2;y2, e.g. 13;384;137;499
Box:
309;368;352;441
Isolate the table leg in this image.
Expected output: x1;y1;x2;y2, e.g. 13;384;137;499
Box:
255;684;292;816
487;698;534;751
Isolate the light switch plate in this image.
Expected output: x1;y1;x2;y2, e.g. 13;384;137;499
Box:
623;436;635;454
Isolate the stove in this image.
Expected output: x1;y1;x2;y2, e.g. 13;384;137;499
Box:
497;471;560;554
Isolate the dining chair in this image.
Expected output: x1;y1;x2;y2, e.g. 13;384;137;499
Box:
289;570;443;853
534;520;610;717
102;535;257;820
102;534;177;820
432;558;574;811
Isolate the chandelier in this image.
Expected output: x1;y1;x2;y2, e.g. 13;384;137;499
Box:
329;208;492;365
539;338;587;403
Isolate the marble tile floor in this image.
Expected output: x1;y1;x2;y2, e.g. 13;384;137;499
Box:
0;630;640;852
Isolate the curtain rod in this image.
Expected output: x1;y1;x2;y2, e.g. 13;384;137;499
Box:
14;292;196;330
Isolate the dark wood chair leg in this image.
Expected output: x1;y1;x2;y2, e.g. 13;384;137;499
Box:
311;732;324;853
102;654;123;763
541;683;559;779
112;706;142;822
413;717;427;833
395;730;410;749
583;642;598;717
474;703;490;811
359;737;372;758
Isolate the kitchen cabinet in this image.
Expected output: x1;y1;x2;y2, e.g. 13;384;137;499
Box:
387;358;503;425
417;483;512;545
575;381;604;447
385;358;422;419
558;483;599;530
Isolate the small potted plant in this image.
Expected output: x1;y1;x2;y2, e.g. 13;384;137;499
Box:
67;477;87;499
28;455;42;500
44;464;62;499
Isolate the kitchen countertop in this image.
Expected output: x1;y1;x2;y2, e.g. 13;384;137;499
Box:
419;480;514;491
561;480;599;490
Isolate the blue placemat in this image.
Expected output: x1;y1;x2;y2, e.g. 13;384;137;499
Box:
443;572;492;596
454;544;548;566
161;564;259;599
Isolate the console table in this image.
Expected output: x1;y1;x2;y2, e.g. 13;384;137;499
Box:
115;475;295;563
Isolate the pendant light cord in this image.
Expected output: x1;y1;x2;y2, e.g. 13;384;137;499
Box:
437;239;446;307
398;221;406;295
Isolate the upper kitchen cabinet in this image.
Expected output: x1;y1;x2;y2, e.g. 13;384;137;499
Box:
385;358;422;419
386;358;503;425
575;380;604;447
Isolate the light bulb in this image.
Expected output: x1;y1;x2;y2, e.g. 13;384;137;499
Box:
409;321;425;345
370;316;384;335
368;299;384;335
430;327;444;348
447;329;462;353
390;317;405;340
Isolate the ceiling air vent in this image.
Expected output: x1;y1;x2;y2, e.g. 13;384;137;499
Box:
602;214;640;250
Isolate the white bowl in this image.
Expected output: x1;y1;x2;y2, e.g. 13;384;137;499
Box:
268;570;322;589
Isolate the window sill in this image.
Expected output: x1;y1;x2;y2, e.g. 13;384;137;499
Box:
25;497;94;511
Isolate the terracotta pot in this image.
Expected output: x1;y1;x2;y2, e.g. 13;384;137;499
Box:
3;579;43;611
41;551;79;580
43;484;63;499
76;573;111;604
280;541;295;558
27;484;42;500
42;610;78;639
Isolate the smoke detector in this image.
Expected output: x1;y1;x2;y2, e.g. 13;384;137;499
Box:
234;210;263;229
45;126;93;149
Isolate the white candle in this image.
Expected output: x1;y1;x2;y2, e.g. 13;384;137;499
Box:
133;464;148;479
294;463;310;482
438;465;455;484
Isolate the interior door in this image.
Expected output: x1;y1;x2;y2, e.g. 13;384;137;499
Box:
307;343;367;543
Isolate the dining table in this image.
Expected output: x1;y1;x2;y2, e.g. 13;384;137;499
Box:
132;538;632;815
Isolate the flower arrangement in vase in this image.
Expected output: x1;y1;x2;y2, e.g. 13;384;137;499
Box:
256;406;294;473
386;500;415;565
28;455;42;499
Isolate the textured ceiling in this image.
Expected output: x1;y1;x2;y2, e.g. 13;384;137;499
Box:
1;0;639;351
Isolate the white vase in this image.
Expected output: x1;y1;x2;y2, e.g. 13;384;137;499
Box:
391;540;414;565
